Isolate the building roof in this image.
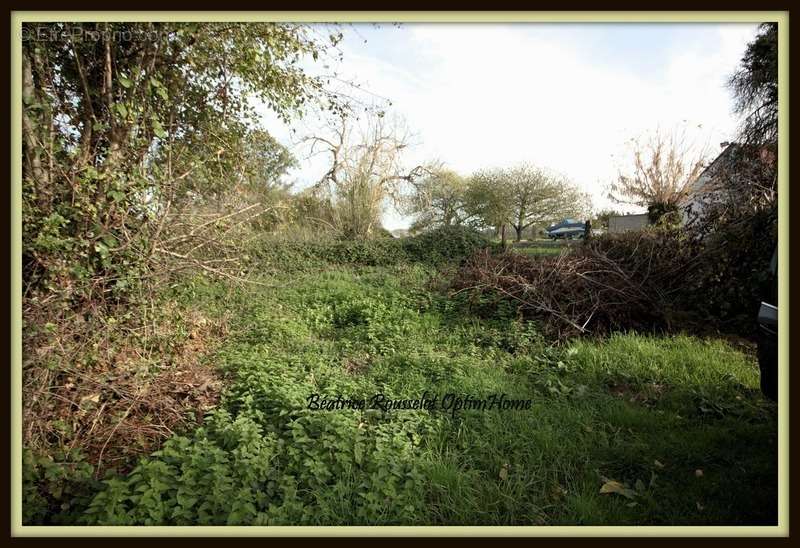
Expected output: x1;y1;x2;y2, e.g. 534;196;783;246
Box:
680;143;739;205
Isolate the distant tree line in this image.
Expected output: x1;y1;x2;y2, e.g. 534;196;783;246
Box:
405;164;592;244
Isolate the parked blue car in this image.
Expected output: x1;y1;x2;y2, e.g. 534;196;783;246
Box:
546;219;587;240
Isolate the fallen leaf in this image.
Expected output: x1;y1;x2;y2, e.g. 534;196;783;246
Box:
654;460;665;469
550;484;568;499
599;480;637;499
499;464;510;481
80;393;100;405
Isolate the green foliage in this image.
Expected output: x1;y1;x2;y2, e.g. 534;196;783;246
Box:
22;448;99;525
25;255;777;526
646;202;681;226
688;209;777;336
250;238;408;271
251;225;494;272
83;408;426;525
22;22;340;307
684;144;777;337
457;165;591;243
406;169;472;231
402;225;496;264
83;270;443;525
63;263;775;526
728;22;778;146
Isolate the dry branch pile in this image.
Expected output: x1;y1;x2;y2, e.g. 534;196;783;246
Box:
450;232;702;340
152;201;280;286
23;305;227;475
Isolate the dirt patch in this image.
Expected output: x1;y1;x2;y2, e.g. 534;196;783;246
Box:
343;353;372;375
607;381;667;406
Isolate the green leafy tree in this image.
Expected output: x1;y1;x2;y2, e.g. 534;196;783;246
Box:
22;22;342;306
504;164;591;242
465;169;515;246
465;165;591;243
405;169;474;233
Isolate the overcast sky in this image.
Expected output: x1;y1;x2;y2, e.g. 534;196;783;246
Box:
260;22;760;230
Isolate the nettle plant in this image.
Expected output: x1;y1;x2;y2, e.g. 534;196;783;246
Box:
83;402;429;524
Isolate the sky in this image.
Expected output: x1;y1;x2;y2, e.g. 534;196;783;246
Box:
258;22;761;230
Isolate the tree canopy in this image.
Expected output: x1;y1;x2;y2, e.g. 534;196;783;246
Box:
728;22;778;147
459;165;591;243
22;22;343;304
405;169;473;233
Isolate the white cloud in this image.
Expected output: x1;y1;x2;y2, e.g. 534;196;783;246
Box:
260;23;760;229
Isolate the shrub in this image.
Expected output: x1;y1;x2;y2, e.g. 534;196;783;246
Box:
250;225;493;271
687;211;776;335
683;144;777;336
403;225;496;265
83;391;428;525
647;202;682;227
589;226;774;337
22;448;98;525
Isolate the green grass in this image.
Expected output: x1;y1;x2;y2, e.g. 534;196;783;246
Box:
36;261;776;526
513;246;565;257
509;239;573;257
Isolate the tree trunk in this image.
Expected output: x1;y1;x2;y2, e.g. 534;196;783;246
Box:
21;51;45;187
500;224;507;248
514;225;523;242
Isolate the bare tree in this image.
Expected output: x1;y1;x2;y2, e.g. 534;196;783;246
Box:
608;127;708;210
304;112;429;238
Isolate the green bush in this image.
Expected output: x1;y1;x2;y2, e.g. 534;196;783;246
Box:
83;408;427;525
250;225;493;272
22;448;98;525
403;225;496;265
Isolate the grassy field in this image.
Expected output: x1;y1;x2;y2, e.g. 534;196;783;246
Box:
510;239;574;257
69;259;776;526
